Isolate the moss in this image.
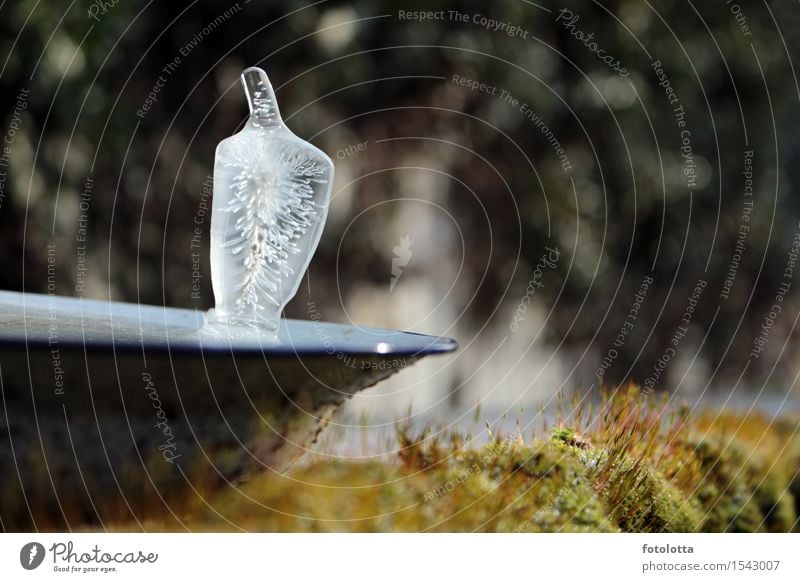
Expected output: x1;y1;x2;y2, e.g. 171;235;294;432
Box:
553;428;700;532
788;465;800;532
17;386;793;533
551;426;576;444
466;441;616;532
600;455;702;532
687;437;796;532
170;439;617;532
551;426;591;449
755;472;795;532
772;419;800;532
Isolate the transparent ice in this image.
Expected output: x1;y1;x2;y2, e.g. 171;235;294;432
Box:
209;67;334;330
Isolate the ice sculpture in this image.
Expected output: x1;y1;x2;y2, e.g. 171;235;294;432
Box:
209;67;334;330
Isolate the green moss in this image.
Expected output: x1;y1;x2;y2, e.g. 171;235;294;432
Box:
177;439;618;532
688;437;796;532
461;441;617;532
41;388;796;533
789;466;800;533
748;464;794;532
551;427;576;444
552;428;700;532
551;426;591;450
600;456;701;532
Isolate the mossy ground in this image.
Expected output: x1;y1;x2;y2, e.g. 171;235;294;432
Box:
112;387;800;532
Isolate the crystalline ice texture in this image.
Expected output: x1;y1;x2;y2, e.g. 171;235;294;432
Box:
210;67;334;330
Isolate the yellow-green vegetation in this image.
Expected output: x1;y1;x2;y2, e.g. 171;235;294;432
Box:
125;387;800;532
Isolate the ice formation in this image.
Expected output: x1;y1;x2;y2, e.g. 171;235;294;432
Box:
209;67;334;330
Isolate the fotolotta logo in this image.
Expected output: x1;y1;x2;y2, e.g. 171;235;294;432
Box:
20;542;46;570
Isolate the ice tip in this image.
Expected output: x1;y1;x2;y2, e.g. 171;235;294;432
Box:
242;65;267;77
240;66;280;123
240;66;272;95
241;66;271;86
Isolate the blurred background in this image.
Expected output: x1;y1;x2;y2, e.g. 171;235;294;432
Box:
2;0;800;438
